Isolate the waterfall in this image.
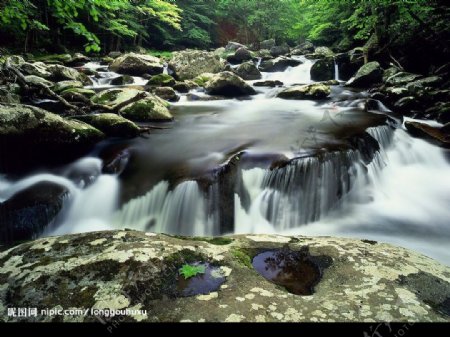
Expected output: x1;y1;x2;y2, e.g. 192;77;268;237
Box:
113;180;217;236
334;58;340;81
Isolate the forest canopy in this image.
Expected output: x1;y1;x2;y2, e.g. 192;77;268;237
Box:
0;0;449;62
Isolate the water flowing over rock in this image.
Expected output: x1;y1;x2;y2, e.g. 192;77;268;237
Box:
277;83;331;100
345;61;383;88
1;230;449;322
168;50;225;80
109;53;164;76
259;57;302;72
205;71;257;97
405;121;450;148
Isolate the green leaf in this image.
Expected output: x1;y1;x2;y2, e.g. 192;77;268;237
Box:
179;264;206;279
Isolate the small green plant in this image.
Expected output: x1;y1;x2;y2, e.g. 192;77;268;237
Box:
179;264;206;279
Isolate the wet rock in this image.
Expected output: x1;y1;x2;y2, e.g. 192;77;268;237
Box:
385;72;422;86
291;41;315;55
24;75;53;87
19;61;52;78
101;147;131;175
260;39;276;50
270;44;290;57
61;88;96;100
1;231;449;322
233;61;262;80
0;182;69;245
153;87;180;102
169;50;225;80
394;96;421;115
110;75;134;86
109;53;163;76
193;73;214;87
310;57;334;81
405;121;450;148
0;103;104;172
252;247;330;295
306;46;335;59
52;80;83;93
255;49;273;60
227;47;253;64
382;66;401;83
0;87;20;104
406;76;443;95
259;56;302;72
91;88;144;108
205;71;256;97
73;113;140;138
253;80;284;87
64;53;90;67
46;64;91;85
277;83;331;100
146;74;176;87
186;93;227;102
345;61;383;88
225;41;246;52
173;81;190;93
425;102;450;124
120;94;173;122
335;52;363;81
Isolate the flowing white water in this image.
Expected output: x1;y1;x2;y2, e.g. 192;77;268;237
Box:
1;56;449;265
262;56;313;85
334;58;340;81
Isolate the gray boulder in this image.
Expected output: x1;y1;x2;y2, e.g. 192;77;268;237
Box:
310;58;335;81
259;57;302;72
277;83;331;100
169;50;225;80
345;61;383;88
205;71;257;97
233;62;262;80
109;53;164;76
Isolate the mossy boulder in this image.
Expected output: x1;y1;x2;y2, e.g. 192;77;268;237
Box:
193;73;215;87
61;88;96;100
168;50;225;80
310;58;335;81
146;74;176;87
110;75;134;86
73;113;140;138
91;88;144;107
19;61;51;78
0;103;104;172
0;230;449;322
109;53;164;76
46;64;92;85
153;87;180;102
277;83;331;100
384;72;422;87
52;80;83;93
345;61;383;88
233;62;262;80
120;94;173;122
24;75;53;87
205;71;257;97
226;47;253;64
270;44;290;57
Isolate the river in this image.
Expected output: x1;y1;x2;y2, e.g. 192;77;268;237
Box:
1;56;449;265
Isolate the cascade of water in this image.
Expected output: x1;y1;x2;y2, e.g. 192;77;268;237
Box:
334;58;340;81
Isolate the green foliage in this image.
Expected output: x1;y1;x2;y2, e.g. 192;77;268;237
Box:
179;264;206;279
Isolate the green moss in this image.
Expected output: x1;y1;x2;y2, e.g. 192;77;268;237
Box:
61;88;96;98
231;248;252;268
164;234;233;245
147;74;175;87
147;49;173;60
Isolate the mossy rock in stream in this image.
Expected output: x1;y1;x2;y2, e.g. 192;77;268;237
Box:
277;83;331;100
0;103;104;172
91;88;143;107
52;80;83;93
73;113;140;138
120;95;173;122
146;74;176;87
310;57;335;81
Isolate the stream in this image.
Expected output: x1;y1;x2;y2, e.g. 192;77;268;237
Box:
1;56;450;265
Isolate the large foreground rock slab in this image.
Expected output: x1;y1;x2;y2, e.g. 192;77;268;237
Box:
0;230;449;322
